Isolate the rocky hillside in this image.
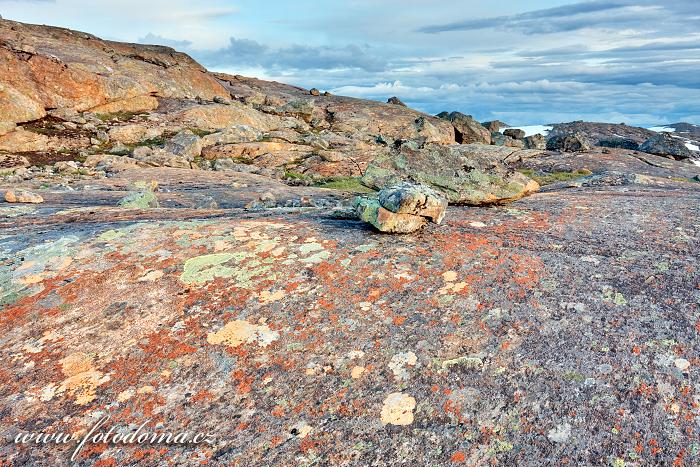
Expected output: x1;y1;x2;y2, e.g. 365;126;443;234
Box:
2;19;700;466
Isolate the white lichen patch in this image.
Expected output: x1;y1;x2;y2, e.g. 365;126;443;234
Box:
389;352;418;380
380;392;416;426
547;422;572;443
207;320;280;348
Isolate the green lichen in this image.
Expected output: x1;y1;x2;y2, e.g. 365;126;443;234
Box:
99;229;125;242
118;191;159;209
180;253;237;284
180;252;277;287
314;177;375;193
518;168;592;186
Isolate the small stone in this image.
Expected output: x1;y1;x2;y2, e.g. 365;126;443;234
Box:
309;88;320;96
54;160;80;174
260;191;276;208
4;189;44;204
213;95;232;105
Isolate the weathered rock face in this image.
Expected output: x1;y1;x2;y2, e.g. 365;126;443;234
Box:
546;132;592;152
548;121;655;146
439;111;491;144
639;133;693;160
3;17;700;467
362;143;541;205
0;18;228;124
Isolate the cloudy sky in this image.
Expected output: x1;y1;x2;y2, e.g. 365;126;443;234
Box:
2;0;699;125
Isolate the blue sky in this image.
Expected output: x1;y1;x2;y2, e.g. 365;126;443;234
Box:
2;0;699;125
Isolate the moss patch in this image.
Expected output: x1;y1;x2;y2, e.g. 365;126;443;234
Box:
518;168;592;186
94;111;143;122
315;177;375;193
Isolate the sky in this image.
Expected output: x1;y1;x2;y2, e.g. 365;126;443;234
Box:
2;0;699;126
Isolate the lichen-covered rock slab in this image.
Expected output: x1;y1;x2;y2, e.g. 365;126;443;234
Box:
362;143;540;205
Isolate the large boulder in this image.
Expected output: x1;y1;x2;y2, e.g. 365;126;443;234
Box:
377;182;447;224
504;128;526;140
598;138;640;150
524;134;547;150
0;128;53;152
482;120;507;133
164;130;203;161
546;132;591;152
361;143;541;205
439;112;491;144
639;133;693;160
355;197;427;234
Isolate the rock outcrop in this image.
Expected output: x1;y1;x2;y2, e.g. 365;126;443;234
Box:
639;133;693;160
0;19;227;124
362;142;541;205
387;96;407;107
546;132;592;152
438;111;491;144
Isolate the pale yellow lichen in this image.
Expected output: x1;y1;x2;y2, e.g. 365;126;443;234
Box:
442;271;457;282
207;320;279;348
57;352;110;405
380;393;416;426
351;366;366;379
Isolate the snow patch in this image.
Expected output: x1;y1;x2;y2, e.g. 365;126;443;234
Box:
503;125;553;137
648;126;676;133
685;142;699;151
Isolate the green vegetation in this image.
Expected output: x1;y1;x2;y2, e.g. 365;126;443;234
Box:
670;177;700;183
283;171;309;181
138;136;168;148
314;176;375;193
188;128;214;138
95;111;143;122
518;168;592;186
